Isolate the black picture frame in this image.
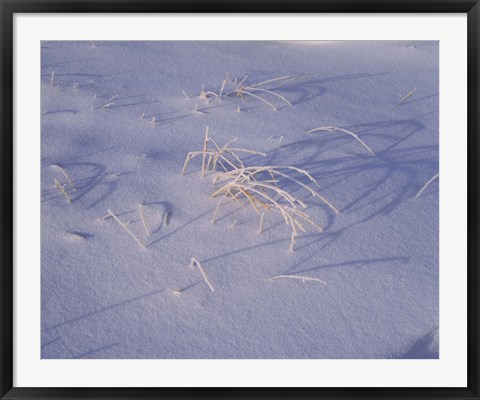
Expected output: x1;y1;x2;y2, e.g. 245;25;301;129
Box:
1;1;479;399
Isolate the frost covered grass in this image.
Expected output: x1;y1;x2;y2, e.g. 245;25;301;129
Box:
415;173;439;198
398;88;416;105
182;129;339;251
269;274;327;285
306;126;375;155
190;257;214;292
107;209;146;250
54;178;72;204
52;164;76;191
188;74;294;111
181;127;266;177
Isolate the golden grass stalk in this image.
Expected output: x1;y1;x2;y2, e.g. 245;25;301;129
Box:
54;178;72;204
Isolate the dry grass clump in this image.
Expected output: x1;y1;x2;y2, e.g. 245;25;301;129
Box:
181;128;339;251
186;74;294;111
181;127;266;177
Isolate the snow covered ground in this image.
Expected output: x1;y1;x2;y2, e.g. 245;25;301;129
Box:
41;41;439;359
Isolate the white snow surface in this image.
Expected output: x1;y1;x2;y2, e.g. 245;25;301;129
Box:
41;41;439;359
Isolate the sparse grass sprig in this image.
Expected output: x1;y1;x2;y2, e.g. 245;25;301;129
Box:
306;126;375;156
415;173;439;198
107;209;146;250
258;212;266;234
190;257;214;292
138;203;150;236
398;88;416;105
52;164;76;191
54;178;72;204
269;274;327;285
250;75;290;87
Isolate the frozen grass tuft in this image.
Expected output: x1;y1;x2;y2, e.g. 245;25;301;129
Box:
191;74;294;111
213;166;340;215
182;129;339;251
306;126;375;156
181;126;266;177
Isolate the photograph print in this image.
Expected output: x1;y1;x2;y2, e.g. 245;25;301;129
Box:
41;40;439;359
